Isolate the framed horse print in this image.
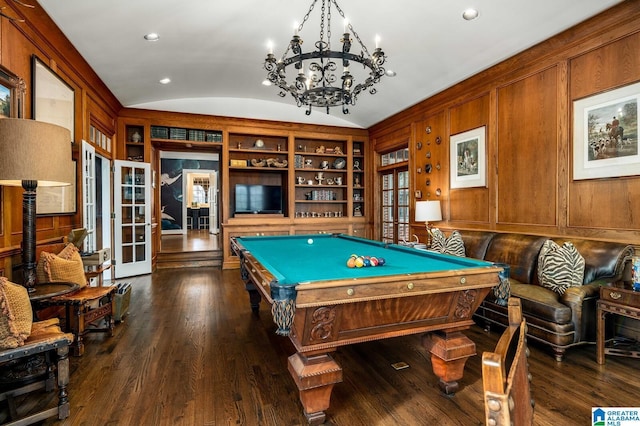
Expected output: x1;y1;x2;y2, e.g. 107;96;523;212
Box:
573;81;640;180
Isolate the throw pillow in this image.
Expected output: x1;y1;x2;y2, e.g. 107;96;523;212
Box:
0;277;33;349
430;229;466;257
40;250;87;288
537;240;585;295
35;243;77;284
36;251;52;284
57;243;79;260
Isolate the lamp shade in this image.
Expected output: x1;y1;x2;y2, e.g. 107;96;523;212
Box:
415;200;442;222
0;118;72;187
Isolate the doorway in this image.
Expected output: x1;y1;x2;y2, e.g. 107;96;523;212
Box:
158;152;220;254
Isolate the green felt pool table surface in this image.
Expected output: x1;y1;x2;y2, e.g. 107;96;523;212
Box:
234;233;494;286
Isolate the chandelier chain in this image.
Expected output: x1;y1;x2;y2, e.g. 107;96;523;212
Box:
320;1;325;45
298;0;317;34
325;1;331;50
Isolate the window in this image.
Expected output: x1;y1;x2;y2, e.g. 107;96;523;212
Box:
193;185;207;204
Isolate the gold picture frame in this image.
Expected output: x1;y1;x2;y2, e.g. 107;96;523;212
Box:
0;64;26;118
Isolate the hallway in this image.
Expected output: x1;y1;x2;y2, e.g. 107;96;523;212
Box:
160;229;220;253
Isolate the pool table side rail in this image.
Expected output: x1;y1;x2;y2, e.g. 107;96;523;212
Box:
294;267;501;307
233;247;279;306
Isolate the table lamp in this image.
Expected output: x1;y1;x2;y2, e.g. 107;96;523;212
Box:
415;200;442;247
0;119;72;292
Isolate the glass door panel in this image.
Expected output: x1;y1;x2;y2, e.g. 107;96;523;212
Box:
114;160;151;278
380;166;409;244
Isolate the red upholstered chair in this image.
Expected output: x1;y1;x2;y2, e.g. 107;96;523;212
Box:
482;298;534;426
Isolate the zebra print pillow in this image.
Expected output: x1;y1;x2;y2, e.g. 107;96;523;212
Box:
431;229;466;257
537;240;585;295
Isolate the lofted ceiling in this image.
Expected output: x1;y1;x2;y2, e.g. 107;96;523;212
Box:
38;0;622;129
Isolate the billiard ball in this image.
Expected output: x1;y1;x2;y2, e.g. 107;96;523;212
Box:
355;257;364;268
347;257;356;268
377;257;385;266
307;238;313;244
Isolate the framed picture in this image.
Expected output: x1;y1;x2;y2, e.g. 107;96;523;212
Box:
37;160;76;215
0;64;25;118
32;55;75;142
450;126;486;189
573;81;640;180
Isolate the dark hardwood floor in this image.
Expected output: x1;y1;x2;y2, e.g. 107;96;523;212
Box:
23;267;638;425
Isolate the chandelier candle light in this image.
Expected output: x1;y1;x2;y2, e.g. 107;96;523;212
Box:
264;0;389;115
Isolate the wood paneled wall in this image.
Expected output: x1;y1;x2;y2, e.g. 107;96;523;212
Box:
0;2;121;280
370;1;640;246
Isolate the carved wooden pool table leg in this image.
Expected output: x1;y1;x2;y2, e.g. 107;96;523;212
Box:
288;352;343;426
422;331;476;394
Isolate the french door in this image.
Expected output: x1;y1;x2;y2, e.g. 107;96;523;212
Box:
81;141;113;282
113;160;151;278
380;167;410;244
81;141;97;252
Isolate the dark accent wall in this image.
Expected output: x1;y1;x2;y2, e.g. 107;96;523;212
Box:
160;158;218;230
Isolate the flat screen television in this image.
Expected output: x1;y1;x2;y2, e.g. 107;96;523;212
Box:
235;184;283;215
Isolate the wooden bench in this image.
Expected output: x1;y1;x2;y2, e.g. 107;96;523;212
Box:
0;318;73;424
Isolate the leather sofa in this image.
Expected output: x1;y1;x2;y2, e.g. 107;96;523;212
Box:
458;231;634;361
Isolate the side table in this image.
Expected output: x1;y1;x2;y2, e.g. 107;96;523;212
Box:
30;282;80;322
597;284;640;364
29;282;80;302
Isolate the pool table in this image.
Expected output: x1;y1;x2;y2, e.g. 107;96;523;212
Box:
231;233;501;425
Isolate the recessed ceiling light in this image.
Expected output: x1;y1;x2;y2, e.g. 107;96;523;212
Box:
462;8;479;21
144;33;160;41
159;78;171;84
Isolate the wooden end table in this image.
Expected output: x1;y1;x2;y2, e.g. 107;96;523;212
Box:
597;283;640;364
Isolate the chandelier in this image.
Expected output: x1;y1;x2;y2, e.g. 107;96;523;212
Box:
263;0;389;115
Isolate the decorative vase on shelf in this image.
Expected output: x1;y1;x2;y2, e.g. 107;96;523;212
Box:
131;131;142;143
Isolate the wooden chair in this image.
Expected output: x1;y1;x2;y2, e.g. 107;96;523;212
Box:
33;242;115;357
0;318;73;424
482;298;534;426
